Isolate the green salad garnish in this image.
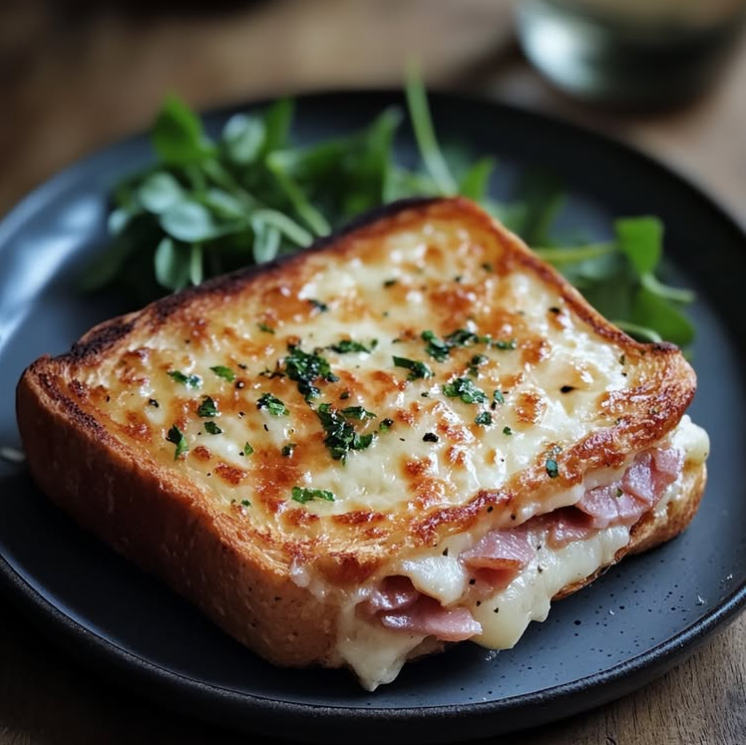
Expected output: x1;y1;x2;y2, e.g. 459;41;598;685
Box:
81;68;694;347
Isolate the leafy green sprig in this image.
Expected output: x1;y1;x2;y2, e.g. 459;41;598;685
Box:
83;70;695;346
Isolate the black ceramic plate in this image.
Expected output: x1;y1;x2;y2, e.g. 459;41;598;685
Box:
1;92;745;744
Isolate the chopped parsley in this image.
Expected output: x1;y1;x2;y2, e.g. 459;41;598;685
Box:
256;392;289;416
241;499;251;507
316;403;375;462
340;406;376;421
168;370;202;389
379;417;394;432
292;486;335;504
421;330;450;362
308;298;329;312
475;411;493;426
503;426;513;436
442;377;487;404
444;329;479;347
339;390;351;400
545;458;560;478
257;322;275;334
281;443;297;457
493;338;517;350
493;390;505;405
166;424;188;459
204;421;223;435
423;432;439;442
468;354;488;376
615;487;624;498
481;262;493;272
197;396;219;418
284;345;338;400
210;365;236;382
383;278;398;287
330;339;377;354
393;355;433;380
243;442;254;456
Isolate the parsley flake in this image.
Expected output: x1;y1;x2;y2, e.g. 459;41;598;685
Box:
292;486;335;504
308;298;329;312
421;330;450;362
379;418;394;432
493;339;517;350
503;426;513;435
168;370;202;389
243;442;254;456
284;345;337;400
210;365;236;382
442;377;487;404
281;443;297;457
468;354;488;376
475;411;493;426
331;339;377;354
166;425;188;459
340;406;376;421
257;322;275;334
204;421;222;435
393;355;433;380
197;396;219;418
316;403;375;462
241;499;251;507
493;390;505;405
546;458;560;478
444;329;479;347
256;392;289;416
423;432;439;442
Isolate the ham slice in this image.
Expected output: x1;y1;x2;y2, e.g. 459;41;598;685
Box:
360;575;419;615
460;527;536;571
548;508;596;549
379;597;482;641
550;447;684;541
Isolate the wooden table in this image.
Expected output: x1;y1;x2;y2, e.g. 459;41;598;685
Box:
1;2;745;743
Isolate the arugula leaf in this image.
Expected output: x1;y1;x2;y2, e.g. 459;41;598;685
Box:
615;216;662;276
152;94;212;165
139;172;185;214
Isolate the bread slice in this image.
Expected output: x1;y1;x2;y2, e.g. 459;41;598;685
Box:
16;197;708;689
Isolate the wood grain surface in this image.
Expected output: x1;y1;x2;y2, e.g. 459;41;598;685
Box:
1;1;745;743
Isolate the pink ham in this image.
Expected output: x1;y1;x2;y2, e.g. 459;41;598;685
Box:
558;447;684;534
548;508;596;549
379;597;482;641
361;575;419;615
575;483;648;529
460;527;536;571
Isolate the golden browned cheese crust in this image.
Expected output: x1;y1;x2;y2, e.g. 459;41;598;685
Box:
16;197;702;671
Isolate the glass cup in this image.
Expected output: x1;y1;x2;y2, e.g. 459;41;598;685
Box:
517;0;746;106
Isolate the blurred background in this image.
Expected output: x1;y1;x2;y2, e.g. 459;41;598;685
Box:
1;0;746;221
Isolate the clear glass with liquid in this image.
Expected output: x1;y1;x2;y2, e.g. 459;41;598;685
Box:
517;0;746;106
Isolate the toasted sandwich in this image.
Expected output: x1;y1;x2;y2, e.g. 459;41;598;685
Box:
16;197;709;689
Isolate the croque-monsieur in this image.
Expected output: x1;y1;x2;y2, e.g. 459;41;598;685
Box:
17;197;709;690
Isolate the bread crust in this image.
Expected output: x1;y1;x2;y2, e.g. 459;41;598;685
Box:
16;197;705;674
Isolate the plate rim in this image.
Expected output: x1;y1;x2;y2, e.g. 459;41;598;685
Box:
2;88;746;741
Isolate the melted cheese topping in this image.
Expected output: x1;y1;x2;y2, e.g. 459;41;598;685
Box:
73;212;644;542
